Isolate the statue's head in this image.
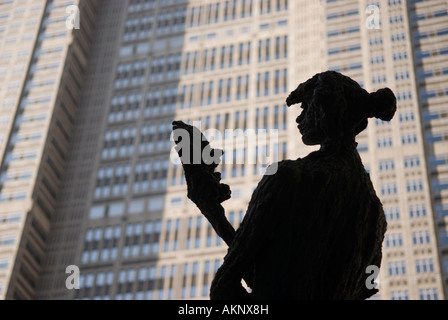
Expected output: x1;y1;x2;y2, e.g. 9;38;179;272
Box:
286;71;397;146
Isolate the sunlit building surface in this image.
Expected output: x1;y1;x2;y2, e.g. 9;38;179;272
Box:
0;0;98;299
0;0;446;300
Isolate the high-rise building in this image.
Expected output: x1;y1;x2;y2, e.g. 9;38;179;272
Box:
324;0;448;300
0;0;446;300
409;0;448;300
0;0;99;299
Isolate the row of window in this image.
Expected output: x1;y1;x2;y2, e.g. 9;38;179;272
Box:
327;25;359;38
114;73;286;111
98;141;284;196
326;0;402;4
0;191;27;203
0;235;15;246
114;60;148;89
178;75;251;108
328;43;361;56
145;69;287;108
375;133;418;149
0;212;22;224
152;37;287;80
418;67;448;81
387;257;434;276
0;171;33;183
390;288;438;300
328;62;362;73
426;132;448;144
117;38;289;87
416;47;448;61
326;8;359;20
186;0;288;28
105;104;285;158
420;87;448;101
385;204;429;220
432;179;448;193
380;180;424;196
94;164;133;199
385;231;448;248
429;154;448;169
123;9;186;41
125;0;288;36
89;196;165;220
82;211;244;263
378;156;420;172
411;8;447;22
76;258;222;300
414;27;448;42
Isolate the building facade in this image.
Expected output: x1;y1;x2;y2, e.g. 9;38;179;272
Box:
0;0;99;299
0;0;446;300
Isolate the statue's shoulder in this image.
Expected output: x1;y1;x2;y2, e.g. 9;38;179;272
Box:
263;159;308;183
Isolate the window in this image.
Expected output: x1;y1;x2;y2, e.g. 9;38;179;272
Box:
379;159;395;171
377;136;393;148
384;207;400;221
0;258;9;270
393;51;408;61
357;143;368;153
391;290;409;300
148;197;164;212
128;200;145;214
170;197;183;207
409;204;427;218
385;233;403;247
89;206;105;220
109;203;125;217
427;132;447;144
404;156;420;168
387;261;406;276
443;258;448;274
381;182;397;196
401;133;417;145
0;235;15;246
439;231;448;245
412;231;430;245
0;212;22;224
433;179;448;193
419;288;438;300
396;91;412;101
415;259;434;273
406;180;423;193
435;204;448;219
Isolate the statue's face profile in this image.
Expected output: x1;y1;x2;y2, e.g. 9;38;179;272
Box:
295;96;325;146
296;96;324;146
287;75;329;146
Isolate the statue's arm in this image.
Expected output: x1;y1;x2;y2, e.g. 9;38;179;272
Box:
210;163;298;299
172;121;236;246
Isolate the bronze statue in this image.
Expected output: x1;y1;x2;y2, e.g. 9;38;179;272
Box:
172;71;397;300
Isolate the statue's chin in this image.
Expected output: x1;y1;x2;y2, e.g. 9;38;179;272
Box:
301;129;324;146
302;135;321;146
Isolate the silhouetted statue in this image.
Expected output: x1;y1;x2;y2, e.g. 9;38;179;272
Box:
172;71;397;300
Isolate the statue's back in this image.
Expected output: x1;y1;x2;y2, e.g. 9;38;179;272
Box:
249;148;386;300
